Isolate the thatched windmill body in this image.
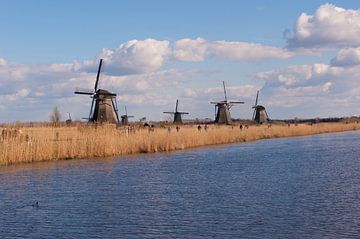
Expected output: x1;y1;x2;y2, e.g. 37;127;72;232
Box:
74;59;120;124
121;106;134;125
252;90;269;124
163;99;189;124
210;81;244;124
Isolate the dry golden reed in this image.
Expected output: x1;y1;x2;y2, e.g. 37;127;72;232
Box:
1;122;359;166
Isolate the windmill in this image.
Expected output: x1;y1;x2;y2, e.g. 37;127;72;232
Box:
121;106;134;125
65;112;72;124
74;59;120;124
163;99;189;124
210;81;244;124
252;90;269;124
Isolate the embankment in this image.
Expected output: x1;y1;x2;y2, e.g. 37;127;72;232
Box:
1;122;359;166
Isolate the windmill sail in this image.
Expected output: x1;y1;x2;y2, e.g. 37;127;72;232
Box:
252;90;259;120
223;81;228;102
94;59;103;91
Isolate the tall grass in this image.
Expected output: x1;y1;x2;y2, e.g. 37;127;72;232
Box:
1;122;359;166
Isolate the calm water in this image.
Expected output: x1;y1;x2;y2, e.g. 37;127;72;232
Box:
1;131;360;238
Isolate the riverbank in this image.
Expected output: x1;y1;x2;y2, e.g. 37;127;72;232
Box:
1;122;359;166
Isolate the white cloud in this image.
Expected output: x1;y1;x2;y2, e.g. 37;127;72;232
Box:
96;69;191;95
96;39;170;75
0;58;6;66
173;38;208;61
0;60;87;120
4;30;360;121
330;47;360;66
173;38;293;62
254;61;360;118
210;41;292;60
75;37;302;76
183;88;198;98
287;4;360;48
0;88;30;103
0;56;196;121
16;88;30;97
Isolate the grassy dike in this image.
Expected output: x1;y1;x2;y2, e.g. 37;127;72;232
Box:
1;122;359;166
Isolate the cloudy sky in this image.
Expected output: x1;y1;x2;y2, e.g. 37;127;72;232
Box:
1;1;360;122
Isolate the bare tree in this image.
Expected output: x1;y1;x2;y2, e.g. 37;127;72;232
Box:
50;107;61;125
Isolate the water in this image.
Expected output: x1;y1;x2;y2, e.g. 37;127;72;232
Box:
1;131;360;238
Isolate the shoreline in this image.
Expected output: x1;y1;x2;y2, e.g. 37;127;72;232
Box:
1;122;359;166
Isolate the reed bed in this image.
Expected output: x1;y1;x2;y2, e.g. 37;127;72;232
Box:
1;122;359;166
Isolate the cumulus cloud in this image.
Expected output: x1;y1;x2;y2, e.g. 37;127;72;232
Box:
173;38;293;62
78;39;171;75
5;30;360;121
287;4;360;48
0;58;6;66
0;88;30;103
0;60;90;120
254;61;360;118
74;37;301;75
0;55;196;121
330;47;360;66
76;38;293;73
173;38;208;61
210;41;293;60
258;64;344;91
103;39;170;74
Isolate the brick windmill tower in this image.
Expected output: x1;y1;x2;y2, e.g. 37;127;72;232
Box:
163;99;189;124
74;59;120;124
252;90;270;124
210;81;244;124
121;106;134;125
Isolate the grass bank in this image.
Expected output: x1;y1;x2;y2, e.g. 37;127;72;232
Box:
1;122;359;166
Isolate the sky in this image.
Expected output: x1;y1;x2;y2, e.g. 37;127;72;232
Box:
1;1;360;122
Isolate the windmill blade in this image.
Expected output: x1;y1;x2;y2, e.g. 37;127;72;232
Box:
74;87;94;96
229;101;244;104
125;106;128;116
88;97;95;121
163;111;175;114
74;91;94;95
254;90;259;106
178;112;189;115
214;104;217;119
175;99;179;113
223;81;228;102
112;98;120;124
210;101;226;104
94;59;103;91
74;87;94;95
252;108;256;121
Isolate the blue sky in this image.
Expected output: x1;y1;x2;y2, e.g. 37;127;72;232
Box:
1;0;353;62
1;1;360;122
